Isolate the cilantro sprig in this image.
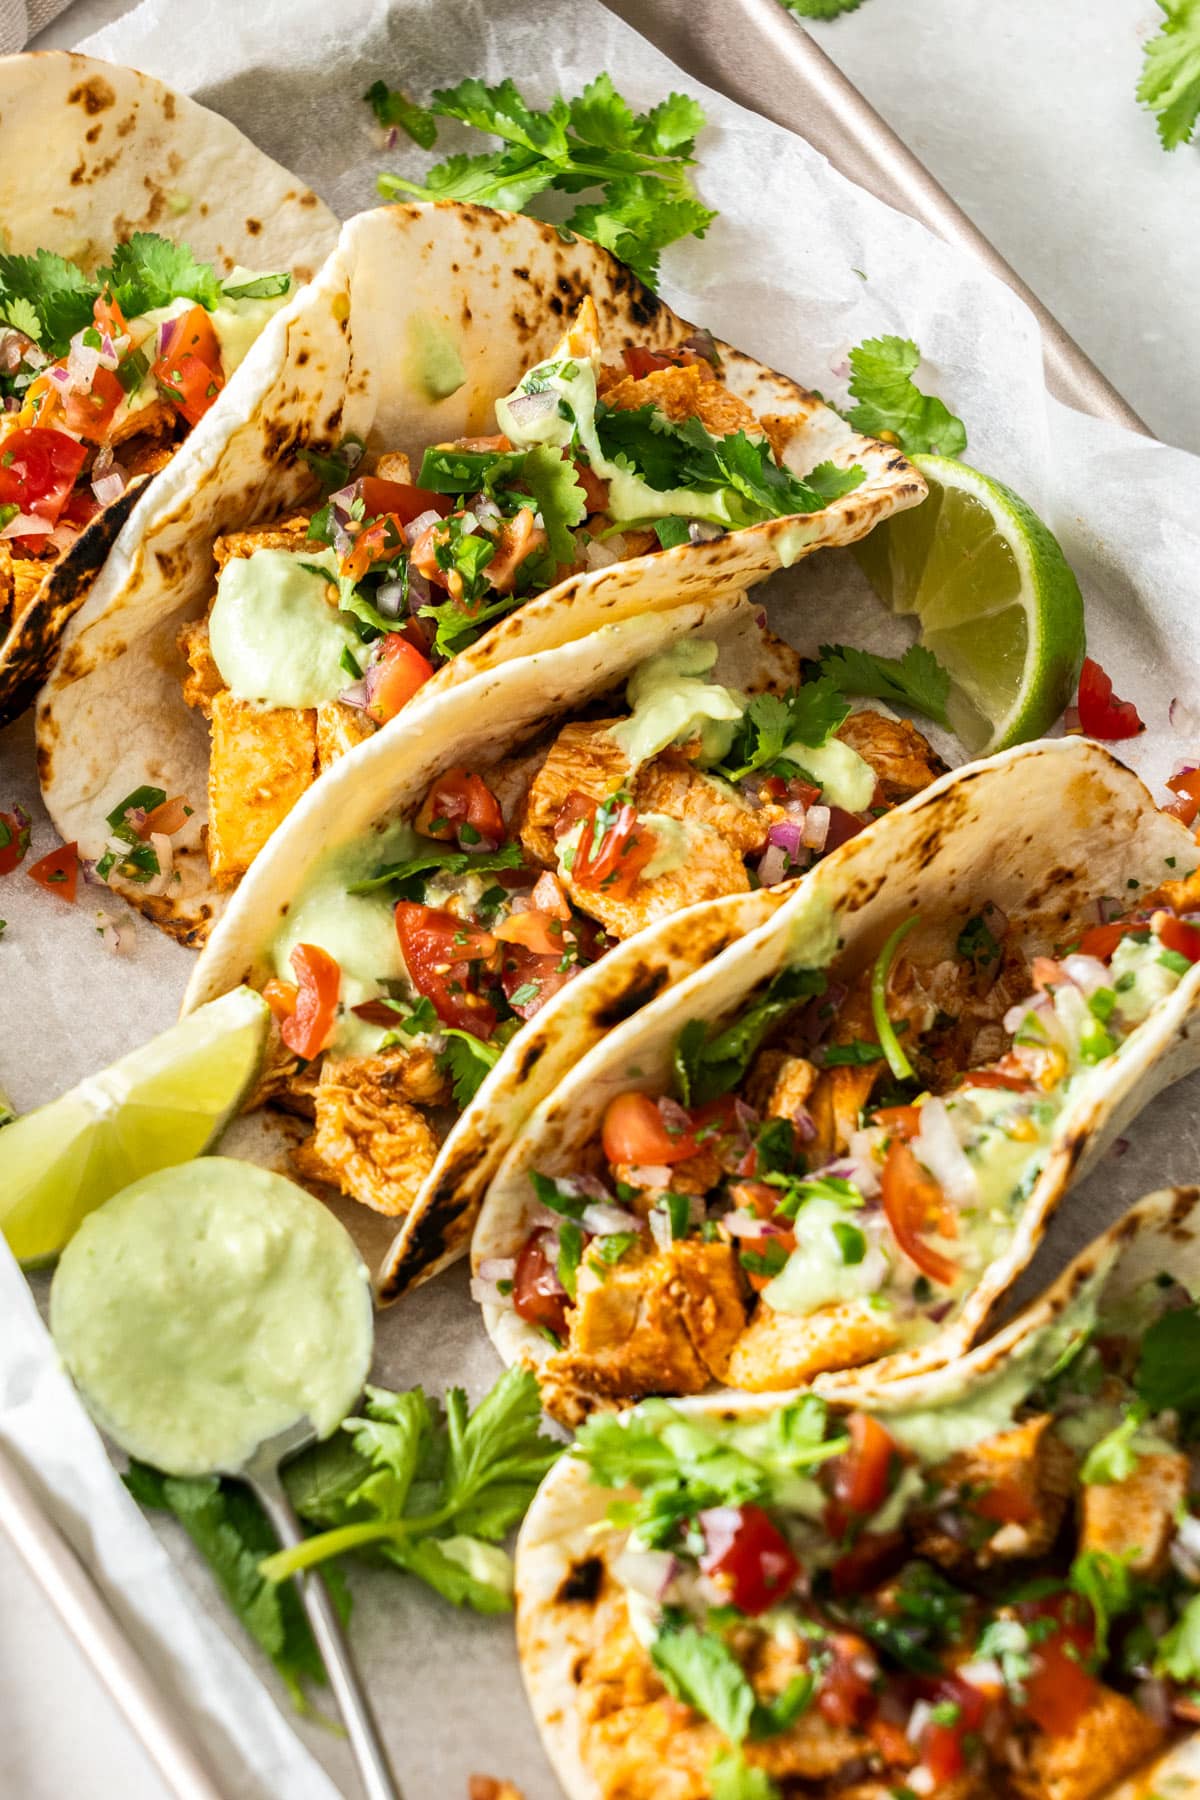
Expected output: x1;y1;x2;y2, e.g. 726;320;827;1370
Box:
781;0;867;15
674;966;827;1106
817;641;951;728
1138;0;1200;149
369;73;715;287
711;681;849;784
844;336;967;457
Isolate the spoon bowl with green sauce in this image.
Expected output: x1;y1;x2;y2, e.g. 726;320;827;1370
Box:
50;1157;403;1800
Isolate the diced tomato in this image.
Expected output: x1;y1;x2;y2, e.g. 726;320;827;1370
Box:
959;1065;1036;1094
972;1476;1035;1525
1076;656;1145;741
93;291;127;339
495;910;568;956
881;1139;960;1286
280;943;340;1059
555;792;658;899
1077;919;1139;960
621;345;702;379
817;1634;877;1728
487;505;549;592
0;809;29;876
498;939;578;1020
62;365;125;443
512;1228;571;1338
570;454;609;514
415;768;505;847
27;841;79;902
698;1503;799;1615
913;1674;988;1784
341;512;410;583
1017;1596;1099;1737
0;427;88;526
1165;767;1200;827
870;1102;922;1141
262;977;298;1023
829;1530;906;1597
394;901;497;1036
826;805;870;850
366;634;435;725
829;1413;903;1519
151;306;224;426
1156;912;1200;964
137;795;191;838
61;488;100;529
601;1091;695;1166
356;476;453;527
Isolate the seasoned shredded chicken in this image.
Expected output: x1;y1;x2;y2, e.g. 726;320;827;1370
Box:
291;1054;445;1217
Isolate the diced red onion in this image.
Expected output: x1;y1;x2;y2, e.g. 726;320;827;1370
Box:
0;329;43;373
756;843;790;888
157;317;179;357
1061;953;1109;995
47;365;73;390
926;1298;955;1323
792;1105;817;1142
802;804;831;851
767;819;805;860
81;857;109;888
581;1201;641;1236
526;1202;570;1232
611;1546;677;1601
329;483;359;512
93;911;124;952
657;1096;693;1135
1;510;53;539
471;492;503;534
913;1097;978;1205
734;1098;759;1132
406;567;432;611
92;466;128;507
385;126;399;151
687;520;724;544
505;389;559;429
722;1212;771;1240
477;1256;517;1283
374;579;406;619
406;508;442;542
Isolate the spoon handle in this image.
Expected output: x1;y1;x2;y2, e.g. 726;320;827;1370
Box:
248;1468;404;1800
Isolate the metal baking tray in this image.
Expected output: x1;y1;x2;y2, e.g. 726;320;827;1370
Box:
0;5;1154;1799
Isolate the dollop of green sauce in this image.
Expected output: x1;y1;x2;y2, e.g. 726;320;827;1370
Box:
609;638;744;768
50;1159;373;1478
209;546;361;709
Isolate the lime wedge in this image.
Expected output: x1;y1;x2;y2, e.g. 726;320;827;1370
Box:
1;987;268;1268
856;454;1086;754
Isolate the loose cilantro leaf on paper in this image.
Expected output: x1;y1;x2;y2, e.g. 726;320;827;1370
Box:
674;966;827;1106
258;1370;560;1615
363;78;439;149
845;335;967;457
817;641;951;728
712;681;849;784
222;272;292;301
1138;0;1200;149
781;0;867;16
1135;1300;1200;1413
349;841;522;895
124;1461;344;1709
102;233;222;317
0;248;97;349
372;72;715;285
437;1028;501;1107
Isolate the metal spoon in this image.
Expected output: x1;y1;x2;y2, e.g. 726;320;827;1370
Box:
241;1419;403;1800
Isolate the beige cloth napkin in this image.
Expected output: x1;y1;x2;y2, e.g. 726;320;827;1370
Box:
0;0;74;51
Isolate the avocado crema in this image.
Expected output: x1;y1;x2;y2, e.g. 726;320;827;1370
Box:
499;870;1200;1415
172;294;867;892
558;1260;1200;1800
253;620;942;1222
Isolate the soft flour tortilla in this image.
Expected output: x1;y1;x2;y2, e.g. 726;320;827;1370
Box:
182;593;803;1296
515;1185;1200;1800
0;50;338;721
37;199;924;943
475;736;1200;1406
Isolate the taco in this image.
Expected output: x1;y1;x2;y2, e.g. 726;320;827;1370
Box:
0;50;337;721
36;200;924;944
515;1185;1200;1800
180;593;946;1294
473;736;1200;1422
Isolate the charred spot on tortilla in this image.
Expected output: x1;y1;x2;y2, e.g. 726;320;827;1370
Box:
592;969;671;1029
245;219;263;236
69;76;116;115
557;1556;604;1606
515;1039;546;1083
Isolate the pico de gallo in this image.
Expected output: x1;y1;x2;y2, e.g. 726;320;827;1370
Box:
0;232;291;572
557;1266;1200;1800
247;619;943;1221
172;293;870;889
488;862;1200;1417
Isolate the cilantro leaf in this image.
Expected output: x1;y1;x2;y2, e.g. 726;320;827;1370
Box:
674;966;827;1105
782;0;866;14
383;1533;513;1612
0;248;97;350
1069;1548;1138;1658
363;79;439;149
437;1029;501;1107
845;335;967;457
835;1561;968;1674
1135;1301;1200;1413
1080;1411;1145;1485
521;442;588;562
1159;1592;1200;1682
373;73;714;286
348;841;522;895
100;233;222;318
710;1750;780;1800
1138;0;1200;149
817;641;951;728
712;681;849;783
125;1461;341;1708
652;1620;756;1743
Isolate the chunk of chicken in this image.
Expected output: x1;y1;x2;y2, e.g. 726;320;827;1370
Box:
370;450;413;483
601;361;763;440
565;820;751;940
206;690;318;884
178;616;224;717
540;1240;746;1424
120;436;175;482
316;699;375;769
807;1062;880;1160
836;709;945;803
1078;1449;1189;1579
725;1297;900;1391
915;1415;1077;1570
212;513;313;573
291;1054;444;1216
1008;1685;1165;1800
518;719;632;865
745;1049;819;1121
107;397;176;448
634;756;777;857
